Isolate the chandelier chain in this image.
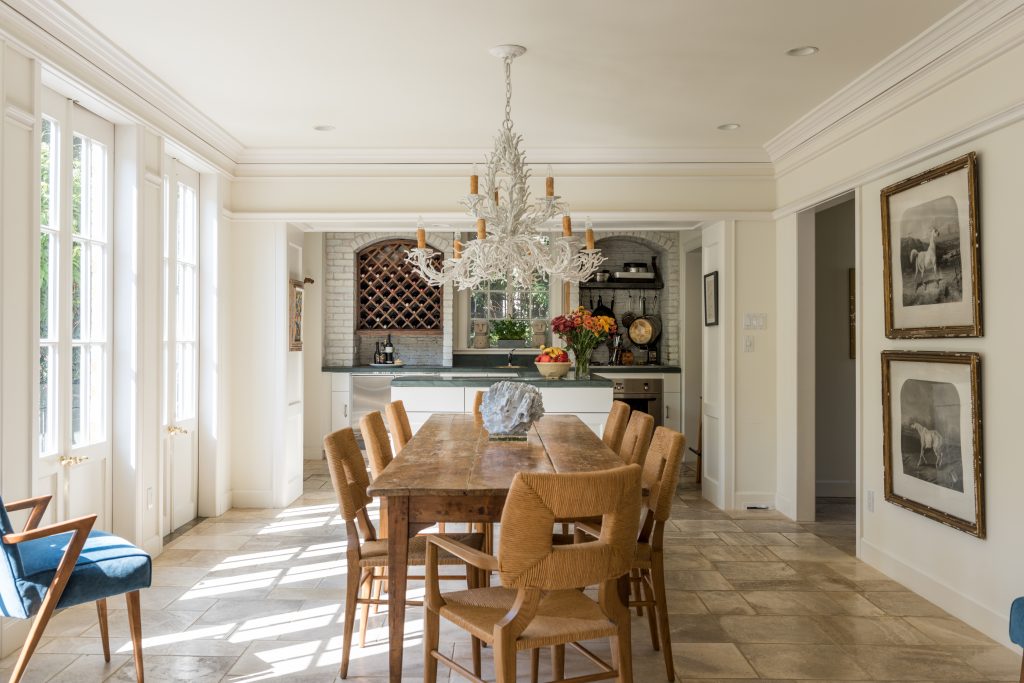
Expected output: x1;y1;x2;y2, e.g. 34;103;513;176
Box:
503;58;514;131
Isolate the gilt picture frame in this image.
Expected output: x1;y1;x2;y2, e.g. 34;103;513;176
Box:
289;279;304;351
880;152;981;338
704;271;719;327
881;350;984;538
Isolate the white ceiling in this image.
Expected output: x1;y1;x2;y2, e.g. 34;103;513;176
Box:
63;0;961;158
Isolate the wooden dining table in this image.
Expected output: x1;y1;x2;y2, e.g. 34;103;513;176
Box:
366;412;626;683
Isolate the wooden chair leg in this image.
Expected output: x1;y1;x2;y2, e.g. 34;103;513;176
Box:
358;568;372;648
125;590;145;683
1018;651;1023;683
97;598;111;662
370;566;384;614
340;560;360;678
530;648;540;683
471;637;482;677
423;602;440;683
8;603;56;683
651;553;674;681
639;570;659;650
615;615;633;683
493;632;516;683
631;568;643;616
551;644;565;680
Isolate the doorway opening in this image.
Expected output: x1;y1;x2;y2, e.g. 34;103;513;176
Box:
683;246;704;488
812;198;856;552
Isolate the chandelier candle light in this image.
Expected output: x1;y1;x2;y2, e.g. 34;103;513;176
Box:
406;45;605;290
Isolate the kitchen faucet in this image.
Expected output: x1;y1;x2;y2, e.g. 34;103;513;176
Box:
507;349;517;366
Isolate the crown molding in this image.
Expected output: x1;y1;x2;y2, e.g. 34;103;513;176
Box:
1;0;243;171
226;209;774;230
234;146;772;166
773;96;1024;219
765;0;1024;168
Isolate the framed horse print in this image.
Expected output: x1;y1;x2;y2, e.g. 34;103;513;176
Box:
881;350;984;537
880;152;981;338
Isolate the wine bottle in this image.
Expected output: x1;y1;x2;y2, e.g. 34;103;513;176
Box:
373;341;382;364
384;334;394;364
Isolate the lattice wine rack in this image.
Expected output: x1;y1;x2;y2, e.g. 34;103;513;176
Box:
357;239;442;332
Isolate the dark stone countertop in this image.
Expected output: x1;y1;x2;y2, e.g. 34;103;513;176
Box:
321;364;680;375
390;371;613;388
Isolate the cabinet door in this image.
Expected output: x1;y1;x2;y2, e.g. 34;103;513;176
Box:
664;392;682;432
331;391;351;430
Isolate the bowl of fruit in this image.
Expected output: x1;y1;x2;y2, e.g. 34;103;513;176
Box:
534;347;572;379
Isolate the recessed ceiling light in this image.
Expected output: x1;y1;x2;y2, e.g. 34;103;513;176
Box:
313;124;336;132
786;45;819;57
717;123;741;131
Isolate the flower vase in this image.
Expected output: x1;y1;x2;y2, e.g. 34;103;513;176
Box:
573;347;592;380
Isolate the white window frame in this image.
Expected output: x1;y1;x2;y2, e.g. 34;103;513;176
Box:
39;91;114;462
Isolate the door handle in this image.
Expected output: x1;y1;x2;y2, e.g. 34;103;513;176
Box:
344;403;348;418
166;425;189;435
58;455;89;467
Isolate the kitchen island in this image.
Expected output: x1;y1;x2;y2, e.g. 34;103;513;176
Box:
390;371;614;436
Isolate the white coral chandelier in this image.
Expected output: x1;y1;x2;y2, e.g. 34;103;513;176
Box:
407;44;605;291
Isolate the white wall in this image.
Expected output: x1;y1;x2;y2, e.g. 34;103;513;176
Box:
700;221;733;509
774;33;1024;646
302;232;330;459
733;221;777;509
814;200;856;497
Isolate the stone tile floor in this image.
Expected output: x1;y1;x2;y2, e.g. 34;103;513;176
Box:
2;460;1019;682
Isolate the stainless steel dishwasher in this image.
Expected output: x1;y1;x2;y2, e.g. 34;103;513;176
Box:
351;372;438;434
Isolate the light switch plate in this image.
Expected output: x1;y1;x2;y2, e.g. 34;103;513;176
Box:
744;335;754;352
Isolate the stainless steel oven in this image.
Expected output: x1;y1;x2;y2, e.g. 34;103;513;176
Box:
612;378;663;427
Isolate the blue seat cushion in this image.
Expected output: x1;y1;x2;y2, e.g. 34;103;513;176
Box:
1011;597;1024;647
15;531;151;615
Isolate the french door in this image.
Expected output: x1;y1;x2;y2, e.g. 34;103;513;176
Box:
37;90;113;528
162;159;200;533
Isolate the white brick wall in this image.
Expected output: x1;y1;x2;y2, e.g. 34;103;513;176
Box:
583;232;681;365
324;231;454;366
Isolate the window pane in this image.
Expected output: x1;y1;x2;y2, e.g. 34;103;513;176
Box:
71;344;82;444
177;182;197;265
72;135;107;240
176;342;195;421
40;118;57;229
40;233;55;340
72;239;82;340
39;346;57;455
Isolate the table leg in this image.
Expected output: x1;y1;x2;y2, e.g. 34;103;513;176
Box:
387;495;410;683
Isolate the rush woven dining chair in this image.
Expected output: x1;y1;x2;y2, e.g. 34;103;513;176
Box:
423;465;641;683
602;400;631;453
472;390;486;418
618;411;655;468
384;400;414;454
323;426;485;679
577;426;685;681
0;495;151;683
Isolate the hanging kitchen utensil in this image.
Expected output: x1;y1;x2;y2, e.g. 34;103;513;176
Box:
627;290;662;348
621;292;636;329
592;295;614;319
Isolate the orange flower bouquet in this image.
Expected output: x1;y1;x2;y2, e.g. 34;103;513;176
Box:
551;307;617;379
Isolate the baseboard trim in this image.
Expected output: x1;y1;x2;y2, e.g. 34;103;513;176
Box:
860;537;1017;650
141;533;162;557
733;491;777;510
775;494;795;520
230;489;277;509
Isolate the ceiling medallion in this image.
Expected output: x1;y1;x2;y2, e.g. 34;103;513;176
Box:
406;45;605;291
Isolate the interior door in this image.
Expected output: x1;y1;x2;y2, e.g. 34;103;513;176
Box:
36;91;114;529
161;159;200;533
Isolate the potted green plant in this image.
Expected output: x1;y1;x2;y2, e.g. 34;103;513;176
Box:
490;319;531;348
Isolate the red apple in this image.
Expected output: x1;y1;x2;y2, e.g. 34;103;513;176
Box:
537;355;551;363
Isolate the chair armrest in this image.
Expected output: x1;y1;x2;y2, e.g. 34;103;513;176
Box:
5;495;53;532
2;514;96;545
427;534;499;572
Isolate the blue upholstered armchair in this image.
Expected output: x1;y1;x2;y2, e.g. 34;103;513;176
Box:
1011;597;1024;683
0;494;152;682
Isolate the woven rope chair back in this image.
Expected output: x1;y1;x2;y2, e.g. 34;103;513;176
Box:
322;427;373;522
618;411;654;468
642;427;686;522
602;400;630;452
472;391;486;418
361;411;394;479
385;400;413;454
498;465;641;590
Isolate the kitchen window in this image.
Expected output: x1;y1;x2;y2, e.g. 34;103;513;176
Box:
468;279;550;347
